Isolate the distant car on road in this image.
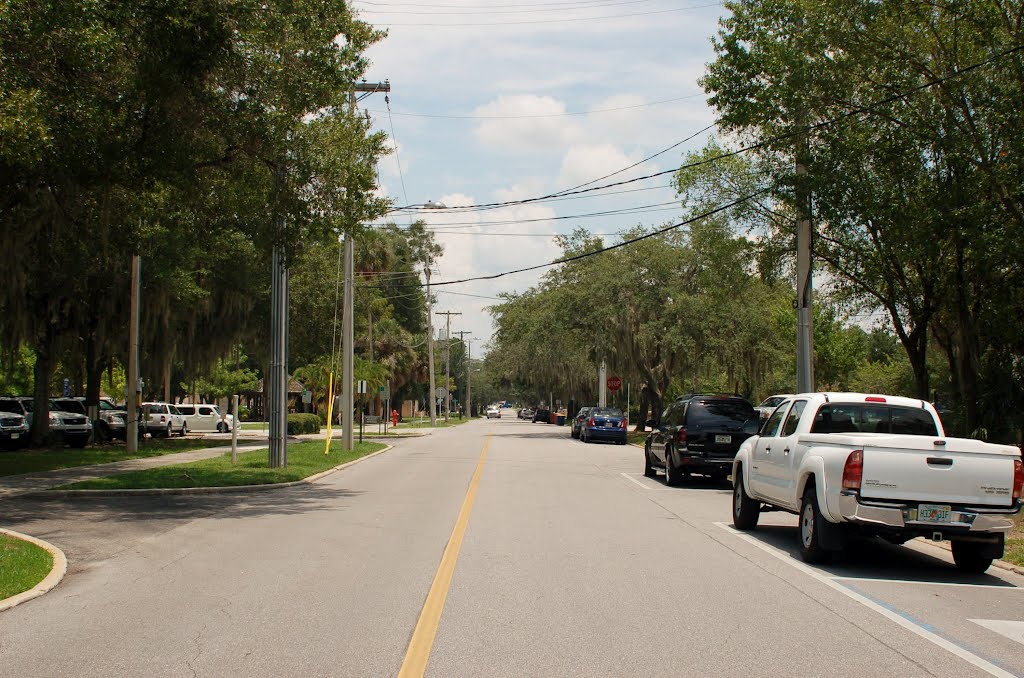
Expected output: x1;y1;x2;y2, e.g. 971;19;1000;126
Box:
532;407;551;424
570;406;594;439
486;405;502;419
580;407;627;445
518;407;535;420
755;394;794;420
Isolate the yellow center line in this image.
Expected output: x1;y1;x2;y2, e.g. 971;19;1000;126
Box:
397;433;492;678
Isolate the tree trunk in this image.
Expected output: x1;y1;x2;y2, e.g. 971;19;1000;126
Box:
633;387;649;432
30;336;55;445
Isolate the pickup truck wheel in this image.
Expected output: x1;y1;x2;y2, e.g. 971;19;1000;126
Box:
799;486;831;564
732;471;760;531
664;449;680;487
950;541;993;574
644;445;657;478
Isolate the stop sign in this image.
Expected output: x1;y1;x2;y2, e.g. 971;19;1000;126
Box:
607;376;622;392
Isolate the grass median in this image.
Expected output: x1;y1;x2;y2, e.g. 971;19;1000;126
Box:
0;438;232;478
0;534;53;600
57;440;386;491
1006;513;1024;567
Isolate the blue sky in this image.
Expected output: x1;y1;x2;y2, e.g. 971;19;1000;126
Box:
358;0;728;351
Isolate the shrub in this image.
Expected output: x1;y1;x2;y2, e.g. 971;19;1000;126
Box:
238;406;251;421
287;413;320;435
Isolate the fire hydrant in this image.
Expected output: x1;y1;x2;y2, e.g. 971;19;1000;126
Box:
391;409;399;428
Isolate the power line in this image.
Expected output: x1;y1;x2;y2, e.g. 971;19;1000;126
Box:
356;0;664;14
367;94;704;120
358;0;662;7
395;43;1024;216
379;201;683;230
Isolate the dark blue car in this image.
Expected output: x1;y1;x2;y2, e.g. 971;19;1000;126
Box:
580;407;627;444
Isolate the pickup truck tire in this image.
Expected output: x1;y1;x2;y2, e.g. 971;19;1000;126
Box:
950;541;993;574
732;470;760;530
799;486;831;564
644;446;657;478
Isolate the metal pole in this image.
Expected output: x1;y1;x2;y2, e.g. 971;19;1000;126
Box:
126;254;141;453
467;339;473;417
231;394;239;464
445;316;451;421
342;231;355;450
599;361;607;408
795;156;815;393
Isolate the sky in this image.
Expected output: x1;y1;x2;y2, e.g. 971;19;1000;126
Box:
357;0;728;353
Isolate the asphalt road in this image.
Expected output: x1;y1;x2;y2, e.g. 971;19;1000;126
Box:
2;411;1023;677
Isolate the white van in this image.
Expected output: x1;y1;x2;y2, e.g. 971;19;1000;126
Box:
176;404;236;432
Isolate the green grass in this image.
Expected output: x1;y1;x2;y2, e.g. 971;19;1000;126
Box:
241;422;269;430
627;430;649;446
396;416;472;429
1005;512;1024;567
0;534;53;600
0;438;230;478
58;440;386;490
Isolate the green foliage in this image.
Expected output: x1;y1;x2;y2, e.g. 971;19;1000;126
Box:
286;413;321;435
186;349;259;400
0;345;35;395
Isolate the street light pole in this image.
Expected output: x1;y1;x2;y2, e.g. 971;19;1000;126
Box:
454;331;473;417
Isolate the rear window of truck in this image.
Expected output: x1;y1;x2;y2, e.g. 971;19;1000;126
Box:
810;404;938;436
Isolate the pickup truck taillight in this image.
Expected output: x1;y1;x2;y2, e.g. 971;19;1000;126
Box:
677;428;688;445
842;450;864;490
1013;459;1023;500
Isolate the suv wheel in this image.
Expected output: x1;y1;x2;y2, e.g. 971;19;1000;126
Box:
165;424;173;439
180;422;188;437
644;444;656;478
664;447;680;487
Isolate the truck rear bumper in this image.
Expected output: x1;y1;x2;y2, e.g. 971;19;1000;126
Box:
838;491;1019;533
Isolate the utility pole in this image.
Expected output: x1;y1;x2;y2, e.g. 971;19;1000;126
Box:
795;141;815;393
598;361;608;407
268;164;289;468
126;254;141;453
454;331;472;418
436;311;460;420
425;266;437;427
341;79;392;451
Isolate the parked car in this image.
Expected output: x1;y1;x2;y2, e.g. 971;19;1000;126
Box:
532;407;551;424
732;393;1023;572
580;407;627;444
645;395;759;485
0;411;29;449
143;402;187;438
755;394;794;420
0;396;34;426
70;396;128;441
518;407;535;420
48;399;93;447
175;403;236;433
570;406;594;439
486;405;502;419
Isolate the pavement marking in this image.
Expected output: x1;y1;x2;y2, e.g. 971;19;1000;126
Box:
969;620;1024;646
619;472;669;490
398;434;491;678
714;522;1018;678
834;577;1024;590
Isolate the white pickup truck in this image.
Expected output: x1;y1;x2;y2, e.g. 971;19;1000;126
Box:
732;393;1023;573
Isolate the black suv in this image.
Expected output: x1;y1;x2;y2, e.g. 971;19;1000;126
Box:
644;395;759;485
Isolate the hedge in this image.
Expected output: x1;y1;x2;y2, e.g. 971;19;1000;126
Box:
287;413;321;435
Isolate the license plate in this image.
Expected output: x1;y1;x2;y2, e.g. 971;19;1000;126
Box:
715;435;731;444
918;504;951;523
10;433;19;439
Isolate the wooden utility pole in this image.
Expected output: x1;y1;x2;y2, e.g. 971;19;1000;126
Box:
454;331;473;417
435;311;461;420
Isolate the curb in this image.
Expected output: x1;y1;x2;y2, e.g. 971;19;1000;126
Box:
0;528;68;613
913;536;1024;576
32;444;394;498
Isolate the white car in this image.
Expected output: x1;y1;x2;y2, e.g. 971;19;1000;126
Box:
175;403;237;433
755;394;794;420
486;405;502;419
143;402;187;438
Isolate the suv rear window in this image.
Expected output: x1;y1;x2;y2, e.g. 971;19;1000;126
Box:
687;400;757;430
810;404;938;436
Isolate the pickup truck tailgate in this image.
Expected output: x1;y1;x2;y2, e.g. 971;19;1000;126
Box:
859;436;1018;507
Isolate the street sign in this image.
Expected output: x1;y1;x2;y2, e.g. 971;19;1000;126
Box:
607;376;622;392
435;387;448;399
380;384;390;400
63;378;70;397
357;380;368;394
302;390;312;404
